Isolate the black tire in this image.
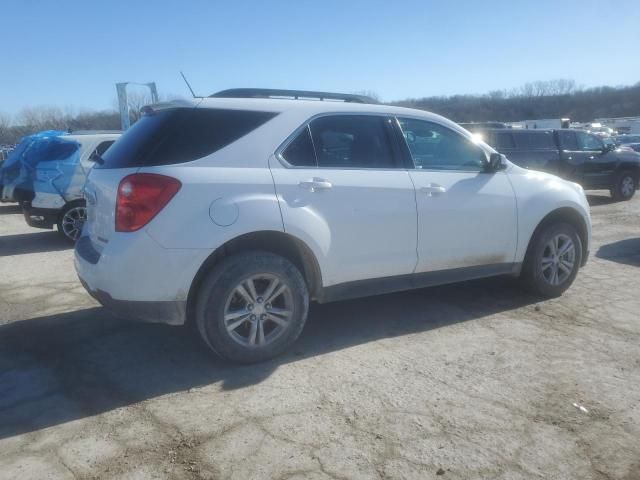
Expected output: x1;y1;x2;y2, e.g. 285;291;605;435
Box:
56;201;86;243
195;251;309;364
610;171;636;201
521;222;583;298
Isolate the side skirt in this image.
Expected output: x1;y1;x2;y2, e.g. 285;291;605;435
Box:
318;263;521;303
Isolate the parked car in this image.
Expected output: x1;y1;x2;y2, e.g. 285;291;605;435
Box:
483;128;640;201
614;134;640;153
2;131;64;204
75;89;592;363
1;130;120;241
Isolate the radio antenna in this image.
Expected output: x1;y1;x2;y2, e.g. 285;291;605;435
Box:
180;71;197;98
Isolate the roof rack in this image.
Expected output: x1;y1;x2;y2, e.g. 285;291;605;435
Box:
210;88;378;104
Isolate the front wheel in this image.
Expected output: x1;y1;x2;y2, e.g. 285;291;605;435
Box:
57;202;86;243
521;222;582;298
195;252;309;363
610;171;636;201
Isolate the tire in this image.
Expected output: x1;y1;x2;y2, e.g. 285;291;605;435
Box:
195;251;309;364
610;171;636;201
57;201;87;243
521;222;582;298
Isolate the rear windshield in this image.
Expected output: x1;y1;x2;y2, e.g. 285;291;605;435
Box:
98;108;278;169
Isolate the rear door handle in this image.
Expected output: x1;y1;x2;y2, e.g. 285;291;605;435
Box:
420;184;447;196
299;178;332;192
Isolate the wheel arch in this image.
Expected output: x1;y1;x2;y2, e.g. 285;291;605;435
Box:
524;207;589;268
186;230;323;325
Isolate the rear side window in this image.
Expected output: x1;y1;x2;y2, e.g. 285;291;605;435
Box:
281;126;316;167
99;108;277;169
94;141;115;156
514;132;555;149
309;115;397;168
495;132;515;150
557;131;579;150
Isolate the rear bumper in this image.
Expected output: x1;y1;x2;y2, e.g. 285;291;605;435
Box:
74;231;212;326
78;276;186;325
22;202;58;229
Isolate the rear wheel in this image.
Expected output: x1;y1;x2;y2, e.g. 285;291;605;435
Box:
57;201;86;243
195;251;309;363
610;171;636;201
521;222;582;298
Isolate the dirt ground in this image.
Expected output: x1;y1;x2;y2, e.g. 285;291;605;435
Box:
1;191;639;480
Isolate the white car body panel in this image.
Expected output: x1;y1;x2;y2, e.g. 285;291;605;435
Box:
269;156;418;286
409;169;518;271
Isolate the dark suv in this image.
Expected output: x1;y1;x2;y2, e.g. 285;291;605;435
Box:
483;129;640;200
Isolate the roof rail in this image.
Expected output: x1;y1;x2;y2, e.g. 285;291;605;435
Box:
210;88;378;104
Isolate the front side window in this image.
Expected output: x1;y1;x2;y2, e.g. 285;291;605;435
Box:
398;118;486;171
309;115;396;168
577;132;604;151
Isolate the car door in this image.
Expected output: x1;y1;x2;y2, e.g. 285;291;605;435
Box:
576;131;617;189
269;114;418;287
555;130;589;185
396;117;518;273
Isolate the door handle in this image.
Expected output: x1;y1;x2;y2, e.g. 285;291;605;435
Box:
420;184;447;196
299;177;332;192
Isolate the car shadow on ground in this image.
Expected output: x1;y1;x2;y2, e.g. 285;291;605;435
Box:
0;232;71;256
586;193;616;206
596;237;640;267
0;276;538;440
0;204;22;215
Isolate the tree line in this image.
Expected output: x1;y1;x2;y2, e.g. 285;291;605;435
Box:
393;79;640;123
2;80;639;145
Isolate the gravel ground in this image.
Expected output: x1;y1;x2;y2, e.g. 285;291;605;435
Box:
0;192;639;480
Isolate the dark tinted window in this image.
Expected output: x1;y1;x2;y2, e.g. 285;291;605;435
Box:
281;126;316;167
577;131;603;151
513;131;555;149
557;131;579;150
398;118;486;171
95;141;115;156
495;132;515;150
309;115;396;168
99;108;277;169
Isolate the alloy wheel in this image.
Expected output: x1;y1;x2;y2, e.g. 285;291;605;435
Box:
540;233;576;286
223;273;294;348
61;206;87;241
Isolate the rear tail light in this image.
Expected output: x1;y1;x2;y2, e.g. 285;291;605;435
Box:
115;173;181;232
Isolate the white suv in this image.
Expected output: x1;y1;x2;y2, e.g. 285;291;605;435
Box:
75;89;591;363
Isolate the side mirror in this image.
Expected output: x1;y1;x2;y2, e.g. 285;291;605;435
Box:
487;153;507;172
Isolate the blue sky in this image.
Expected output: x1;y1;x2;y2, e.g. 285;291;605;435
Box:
1;0;639;115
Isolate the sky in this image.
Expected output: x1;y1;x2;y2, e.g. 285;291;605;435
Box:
1;0;639;116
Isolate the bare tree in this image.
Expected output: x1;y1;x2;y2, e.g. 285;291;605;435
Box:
0;113;11;143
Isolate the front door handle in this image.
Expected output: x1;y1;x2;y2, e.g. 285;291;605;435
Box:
299;177;332;192
420;184;447;196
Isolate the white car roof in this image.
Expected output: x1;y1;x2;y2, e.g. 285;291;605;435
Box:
193;97;472;138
